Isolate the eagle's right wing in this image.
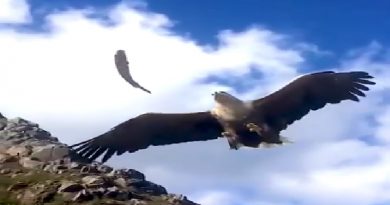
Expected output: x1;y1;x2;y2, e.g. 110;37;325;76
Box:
69;111;223;163
252;71;375;132
114;50;151;94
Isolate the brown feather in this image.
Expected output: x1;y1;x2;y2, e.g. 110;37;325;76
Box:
252;71;376;132
70;112;223;163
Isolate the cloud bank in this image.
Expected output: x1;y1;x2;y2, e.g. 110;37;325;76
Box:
1;1;389;205
0;0;31;24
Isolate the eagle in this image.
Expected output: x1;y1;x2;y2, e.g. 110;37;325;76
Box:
114;49;151;94
70;70;375;163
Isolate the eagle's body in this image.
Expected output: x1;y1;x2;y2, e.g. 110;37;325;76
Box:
209;92;273;149
70;70;376;163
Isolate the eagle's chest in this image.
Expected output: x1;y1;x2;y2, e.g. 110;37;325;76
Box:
212;102;251;121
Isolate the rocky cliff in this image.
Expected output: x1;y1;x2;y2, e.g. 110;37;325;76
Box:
0;113;199;205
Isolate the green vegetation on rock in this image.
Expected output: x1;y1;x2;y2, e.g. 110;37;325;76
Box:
0;114;198;205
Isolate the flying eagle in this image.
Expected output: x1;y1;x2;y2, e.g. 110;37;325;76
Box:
114;49;151;94
70;71;375;163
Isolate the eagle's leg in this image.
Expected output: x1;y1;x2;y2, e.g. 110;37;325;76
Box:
210;112;241;150
222;132;240;150
221;128;240;150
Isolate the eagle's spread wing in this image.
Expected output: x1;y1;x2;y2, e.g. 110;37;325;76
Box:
70;112;223;163
253;71;375;132
114;50;151;94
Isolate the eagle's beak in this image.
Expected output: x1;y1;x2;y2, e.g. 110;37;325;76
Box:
211;92;217;96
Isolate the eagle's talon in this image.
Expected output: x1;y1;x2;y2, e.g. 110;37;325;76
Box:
221;131;231;137
246;123;263;135
245;123;254;128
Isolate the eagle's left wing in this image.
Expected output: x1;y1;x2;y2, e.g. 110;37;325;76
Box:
114;50;151;94
252;71;375;132
69;111;223;163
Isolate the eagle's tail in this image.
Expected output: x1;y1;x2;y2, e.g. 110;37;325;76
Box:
280;136;294;144
256;135;294;148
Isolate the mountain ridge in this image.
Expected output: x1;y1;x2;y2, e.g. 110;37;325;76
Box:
0;112;199;205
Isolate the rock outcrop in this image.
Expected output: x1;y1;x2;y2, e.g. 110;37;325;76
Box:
0;112;199;205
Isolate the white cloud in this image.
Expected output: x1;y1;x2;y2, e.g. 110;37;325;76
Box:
1;2;390;205
195;191;236;205
193;190;292;205
0;2;305;143
375;106;390;143
0;0;30;24
265;142;390;205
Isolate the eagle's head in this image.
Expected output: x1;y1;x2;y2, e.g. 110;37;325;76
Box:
211;91;252;121
212;91;242;105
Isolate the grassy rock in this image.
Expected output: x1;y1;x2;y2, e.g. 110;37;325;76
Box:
0;114;199;205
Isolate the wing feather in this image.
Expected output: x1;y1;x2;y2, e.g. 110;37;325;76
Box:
253;71;375;132
69;111;223;163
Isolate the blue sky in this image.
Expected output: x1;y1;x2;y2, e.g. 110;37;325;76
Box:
21;0;390;76
1;1;390;205
28;0;390;52
148;0;390;51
